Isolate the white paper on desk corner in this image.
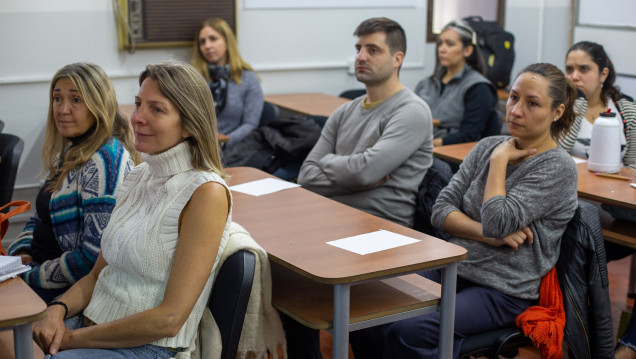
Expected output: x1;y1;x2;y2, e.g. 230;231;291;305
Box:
0;265;30;283
327;230;420;255
229;177;300;196
571;156;587;164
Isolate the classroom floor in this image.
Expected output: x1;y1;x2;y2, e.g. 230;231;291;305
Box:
317;255;634;359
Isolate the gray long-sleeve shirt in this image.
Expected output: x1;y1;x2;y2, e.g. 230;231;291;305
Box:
216;70;264;149
431;136;578;299
298;88;433;227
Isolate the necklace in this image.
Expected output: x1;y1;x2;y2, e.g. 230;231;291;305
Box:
585;102;607;124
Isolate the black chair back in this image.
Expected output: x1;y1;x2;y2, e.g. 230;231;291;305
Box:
338;89;366;100
413;157;453;237
556;201;614;358
0;133;24;209
306;115;329;129
208;249;256;359
481;110;502;138
259;102;280;128
0;119;4;133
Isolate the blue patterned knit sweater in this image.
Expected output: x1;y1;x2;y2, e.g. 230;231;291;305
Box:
8;137;133;289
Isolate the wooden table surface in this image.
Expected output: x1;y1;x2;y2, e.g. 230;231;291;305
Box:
264;93;350;118
0;278;47;359
225;166;466;358
0;278;46;329
225;166;467;283
497;89;510;101
432;141;476;164
577;165;636;210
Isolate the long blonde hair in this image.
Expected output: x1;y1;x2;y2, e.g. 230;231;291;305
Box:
43;62;139;191
190;18;257;84
139;62;227;181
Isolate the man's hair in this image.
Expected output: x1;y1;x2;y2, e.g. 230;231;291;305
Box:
353;17;406;55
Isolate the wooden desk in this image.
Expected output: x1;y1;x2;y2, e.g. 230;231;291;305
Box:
432;141;476;164
0;278;46;359
118;104;229;143
225;167;466;359
497;89;510;101
264;93;350;118
576;165;636;210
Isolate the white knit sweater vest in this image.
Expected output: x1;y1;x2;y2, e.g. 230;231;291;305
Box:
83;142;231;348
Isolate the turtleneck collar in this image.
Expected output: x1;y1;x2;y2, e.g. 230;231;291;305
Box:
68;124;96;146
142;141;194;177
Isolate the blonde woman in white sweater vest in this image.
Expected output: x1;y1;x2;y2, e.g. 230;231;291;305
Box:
33;61;232;359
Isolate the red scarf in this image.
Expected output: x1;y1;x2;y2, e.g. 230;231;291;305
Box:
514;267;565;359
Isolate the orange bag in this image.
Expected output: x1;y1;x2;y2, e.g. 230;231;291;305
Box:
0;201;31;255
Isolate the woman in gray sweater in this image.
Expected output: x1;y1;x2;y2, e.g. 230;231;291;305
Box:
191;18;264;149
350;63;579;359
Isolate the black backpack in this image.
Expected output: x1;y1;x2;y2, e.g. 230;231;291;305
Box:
463;16;515;89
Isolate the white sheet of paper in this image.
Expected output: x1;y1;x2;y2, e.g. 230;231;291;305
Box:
0;265;30;283
572;156;587;164
229;178;300;196
327;230;420;255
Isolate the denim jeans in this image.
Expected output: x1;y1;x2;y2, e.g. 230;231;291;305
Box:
349;269;535;359
619;307;636;351
44;316;177;359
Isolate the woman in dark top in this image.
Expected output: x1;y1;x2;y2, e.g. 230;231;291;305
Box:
6;63;136;302
415;19;498;146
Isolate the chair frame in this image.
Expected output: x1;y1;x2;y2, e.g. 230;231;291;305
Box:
208;249;256;359
0;133;25;208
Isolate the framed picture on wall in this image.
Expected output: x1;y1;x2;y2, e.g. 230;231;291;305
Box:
115;0;236;51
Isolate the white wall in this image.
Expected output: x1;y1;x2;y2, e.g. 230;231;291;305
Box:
0;0;431;191
505;0;572;81
0;0;589;238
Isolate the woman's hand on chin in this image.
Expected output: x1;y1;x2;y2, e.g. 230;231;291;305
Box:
490;138;537;164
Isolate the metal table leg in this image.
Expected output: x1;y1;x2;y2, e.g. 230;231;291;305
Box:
629;253;636;298
14;323;33;359
332;283;351;359
438;263;458;359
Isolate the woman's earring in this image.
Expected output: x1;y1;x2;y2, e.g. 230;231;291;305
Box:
553;118;558;122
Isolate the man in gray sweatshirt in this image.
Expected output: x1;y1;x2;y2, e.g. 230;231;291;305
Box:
298;17;434;228
286;17;434;359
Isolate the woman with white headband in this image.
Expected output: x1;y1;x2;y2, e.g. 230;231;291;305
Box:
415;19;498;146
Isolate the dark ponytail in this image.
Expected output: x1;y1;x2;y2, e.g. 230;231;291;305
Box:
553;79;577;141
